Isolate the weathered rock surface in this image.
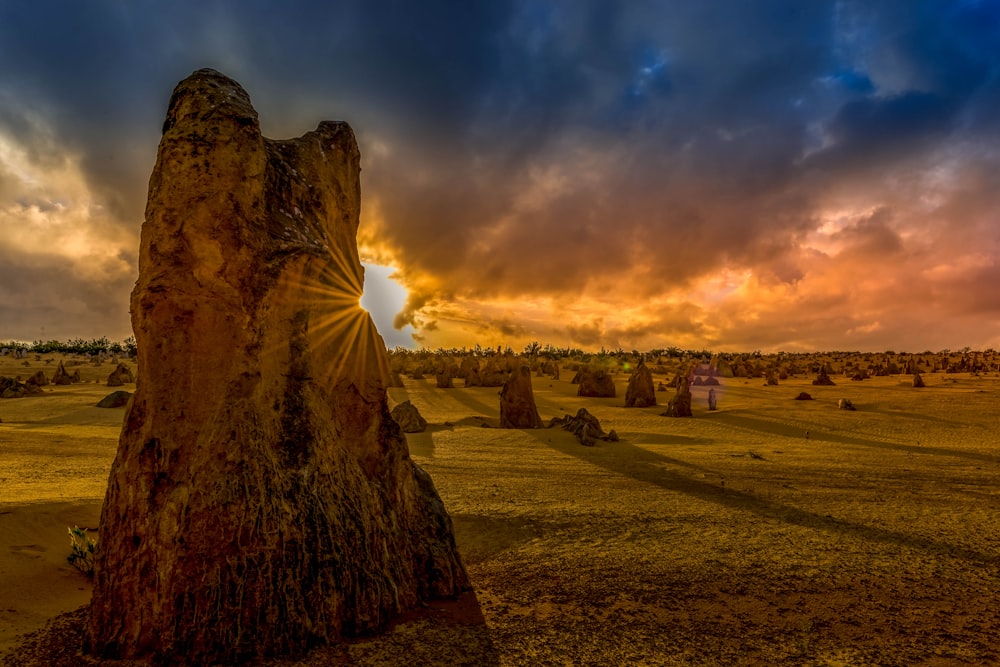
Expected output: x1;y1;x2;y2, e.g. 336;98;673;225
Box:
838;398;857;411
96;390;132;408
556;408;618;446
576;369;617;398
105;362;134;387
624;361;656;407
86;69;467;664
912;370;925;388
793;392;813;400
499;365;543;429
390;399;428;433
662;373;693;417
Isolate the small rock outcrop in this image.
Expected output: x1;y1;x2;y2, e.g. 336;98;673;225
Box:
52;361;74;385
436;365;454;388
812;367;836;386
390;400;428;433
24;370;48;387
556;408;618;446
624;361;656;407
576;369;616;398
105;363;134;387
96;391;132;408
662;375;693;417
86;69;466;664
0;376;40;399
793;392;813;400
838;398;857;411
912;370;925;388
499;365;543;429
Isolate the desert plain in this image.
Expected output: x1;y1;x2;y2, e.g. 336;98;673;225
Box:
0;351;998;666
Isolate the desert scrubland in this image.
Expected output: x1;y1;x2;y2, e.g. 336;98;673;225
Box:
1;350;998;665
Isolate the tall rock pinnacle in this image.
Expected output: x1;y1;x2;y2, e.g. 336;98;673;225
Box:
86;69;468;663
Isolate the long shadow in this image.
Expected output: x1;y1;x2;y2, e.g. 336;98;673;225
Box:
711;409;1000;465
524;429;999;567
445;387;500;419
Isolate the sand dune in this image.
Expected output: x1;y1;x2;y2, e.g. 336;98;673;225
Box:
1;353;998;664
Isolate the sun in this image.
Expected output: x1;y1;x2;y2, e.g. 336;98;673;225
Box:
360;263;415;349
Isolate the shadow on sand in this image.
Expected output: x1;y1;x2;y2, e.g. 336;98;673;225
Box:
525;427;999;568
709;409;1000;465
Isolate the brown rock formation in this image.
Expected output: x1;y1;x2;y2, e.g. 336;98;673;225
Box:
499;365;543;428
662;374;693;417
556;408;618;446
390;400;428;433
86;69;466;664
479;358;508;387
793;392;813;400
812;367;836;386
436;363;454;388
464;368;482;386
458;356;478;380
24;370;48;387
388;370;405;388
96;390;132;409
912;370;926;388
576;369;617;398
0;376;38;398
624;361;656;407
106;362;135;387
52;361;73;385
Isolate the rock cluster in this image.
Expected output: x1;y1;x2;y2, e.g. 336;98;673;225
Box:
662;373;693;417
0;376;41;399
86;69;466;664
555;408;619;446
52;361;75;385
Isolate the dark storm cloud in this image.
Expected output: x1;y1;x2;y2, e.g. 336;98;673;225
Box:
1;0;999;349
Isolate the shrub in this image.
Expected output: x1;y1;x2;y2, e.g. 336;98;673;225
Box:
67;526;97;577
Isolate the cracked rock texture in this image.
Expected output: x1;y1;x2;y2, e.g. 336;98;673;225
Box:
86;69;467;664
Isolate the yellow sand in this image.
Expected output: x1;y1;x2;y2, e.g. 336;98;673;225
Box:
1;353;998;665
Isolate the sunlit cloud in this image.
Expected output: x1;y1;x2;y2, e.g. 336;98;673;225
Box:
1;1;998;351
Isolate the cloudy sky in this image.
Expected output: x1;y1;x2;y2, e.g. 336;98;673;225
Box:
1;1;999;352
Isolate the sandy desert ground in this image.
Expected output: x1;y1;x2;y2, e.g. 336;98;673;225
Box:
1;353;998;665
